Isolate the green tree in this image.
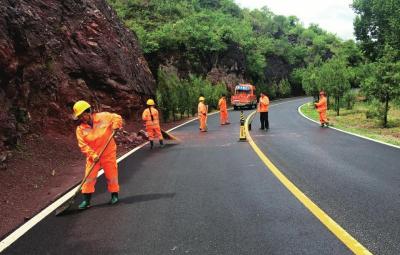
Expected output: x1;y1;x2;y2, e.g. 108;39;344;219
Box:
361;46;400;127
301;67;320;100
352;0;400;60
318;57;351;116
278;78;291;97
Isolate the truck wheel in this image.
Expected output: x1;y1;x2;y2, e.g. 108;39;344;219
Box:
234;106;238;110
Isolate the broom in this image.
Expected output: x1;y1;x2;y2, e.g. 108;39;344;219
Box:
55;131;115;216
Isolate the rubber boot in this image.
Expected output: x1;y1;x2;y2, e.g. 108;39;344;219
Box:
160;140;165;148
150;141;154;149
78;193;91;210
110;192;119;205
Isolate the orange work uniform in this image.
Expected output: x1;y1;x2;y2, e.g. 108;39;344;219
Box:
258;96;269;112
142;107;163;141
315;96;328;124
258;95;270;130
218;97;229;125
76;112;123;194
198;101;208;131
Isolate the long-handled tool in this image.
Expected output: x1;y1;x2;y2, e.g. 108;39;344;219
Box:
161;129;180;141
139;129;180;142
55;131;115;216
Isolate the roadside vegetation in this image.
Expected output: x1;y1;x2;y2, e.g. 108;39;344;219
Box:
108;0;400;131
156;68;227;121
108;0;357;121
300;96;400;146
299;0;400;141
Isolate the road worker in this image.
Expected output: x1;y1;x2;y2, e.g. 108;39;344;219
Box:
258;92;270;130
218;94;230;125
72;100;123;210
315;91;329;127
142;99;164;149
198;96;208;132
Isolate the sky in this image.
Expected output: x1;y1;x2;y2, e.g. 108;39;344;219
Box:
234;0;356;40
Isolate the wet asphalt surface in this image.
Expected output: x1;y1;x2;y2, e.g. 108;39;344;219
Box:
3;98;400;254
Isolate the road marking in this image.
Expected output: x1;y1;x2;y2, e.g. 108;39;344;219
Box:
298;103;400;150
245;109;372;255
0;110;222;252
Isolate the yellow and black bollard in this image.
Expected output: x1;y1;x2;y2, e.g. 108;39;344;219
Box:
239;111;246;141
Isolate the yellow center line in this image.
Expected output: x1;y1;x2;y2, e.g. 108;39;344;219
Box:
244;110;372;255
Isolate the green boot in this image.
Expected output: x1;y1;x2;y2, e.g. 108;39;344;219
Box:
110;192;119;205
78;193;91;210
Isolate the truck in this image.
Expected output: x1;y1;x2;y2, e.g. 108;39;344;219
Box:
230;84;257;110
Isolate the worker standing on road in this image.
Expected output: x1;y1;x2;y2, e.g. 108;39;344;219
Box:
142;99;164;149
72;100;123;210
198;96;208;132
315;91;329;127
218;94;230;125
258;92;270;130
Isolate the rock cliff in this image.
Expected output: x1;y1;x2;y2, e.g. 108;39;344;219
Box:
0;0;155;157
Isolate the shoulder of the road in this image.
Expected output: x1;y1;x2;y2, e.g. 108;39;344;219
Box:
298;102;400;150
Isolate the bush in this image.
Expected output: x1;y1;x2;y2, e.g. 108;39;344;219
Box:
156;69;227;121
277;78;291;97
343;90;357;110
365;100;386;121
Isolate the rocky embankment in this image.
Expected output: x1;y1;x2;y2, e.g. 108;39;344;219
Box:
0;0;156;167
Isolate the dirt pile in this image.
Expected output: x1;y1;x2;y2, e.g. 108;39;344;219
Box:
0;0;156;161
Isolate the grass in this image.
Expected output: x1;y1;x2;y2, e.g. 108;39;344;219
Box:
300;101;400;147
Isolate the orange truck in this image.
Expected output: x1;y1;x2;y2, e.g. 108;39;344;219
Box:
231;84;257;110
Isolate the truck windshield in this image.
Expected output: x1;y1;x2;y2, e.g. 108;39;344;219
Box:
235;90;250;95
235;85;251;95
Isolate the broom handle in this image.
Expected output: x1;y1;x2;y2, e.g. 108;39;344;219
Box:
75;131;116;195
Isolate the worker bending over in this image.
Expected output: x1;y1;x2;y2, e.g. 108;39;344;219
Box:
142;99;164;149
72;100;123;210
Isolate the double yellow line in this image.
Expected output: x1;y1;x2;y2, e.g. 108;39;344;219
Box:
245;111;372;255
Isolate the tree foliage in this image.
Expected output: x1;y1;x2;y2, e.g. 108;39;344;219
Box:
108;0;349;93
361;46;400;127
156;68;227;121
352;0;400;60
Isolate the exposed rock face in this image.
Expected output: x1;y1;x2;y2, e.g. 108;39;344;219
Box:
0;0;155;152
146;42;246;90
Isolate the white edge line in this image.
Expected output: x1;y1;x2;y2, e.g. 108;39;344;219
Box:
0;110;221;252
298;102;400;150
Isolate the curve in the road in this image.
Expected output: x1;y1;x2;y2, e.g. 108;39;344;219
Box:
244;100;372;255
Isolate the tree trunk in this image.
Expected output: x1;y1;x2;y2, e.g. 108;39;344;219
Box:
383;96;389;128
335;97;340;116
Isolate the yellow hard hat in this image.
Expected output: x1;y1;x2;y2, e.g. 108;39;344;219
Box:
146;99;155;106
72;100;91;120
199;96;205;101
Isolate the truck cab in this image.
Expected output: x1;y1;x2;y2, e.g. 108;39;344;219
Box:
231;84;257;110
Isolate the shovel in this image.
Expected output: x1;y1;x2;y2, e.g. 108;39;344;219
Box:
55;131;115;216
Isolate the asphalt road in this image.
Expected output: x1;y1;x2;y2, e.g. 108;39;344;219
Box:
3;98;399;254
